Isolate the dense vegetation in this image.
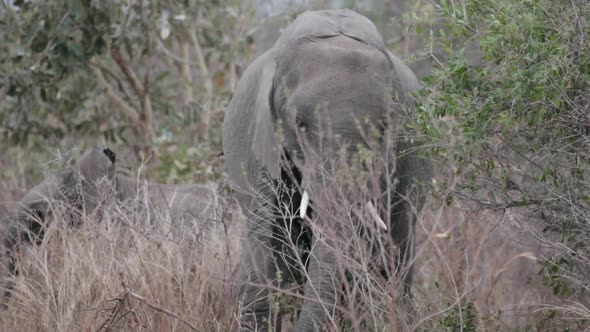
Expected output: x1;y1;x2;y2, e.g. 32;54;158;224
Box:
0;0;253;182
418;0;590;321
0;0;588;330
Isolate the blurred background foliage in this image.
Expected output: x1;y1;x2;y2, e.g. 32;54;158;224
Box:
0;0;258;183
1;0;589;328
0;0;436;184
417;0;590;317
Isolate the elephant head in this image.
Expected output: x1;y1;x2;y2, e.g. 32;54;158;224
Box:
222;9;431;331
2;147;116;303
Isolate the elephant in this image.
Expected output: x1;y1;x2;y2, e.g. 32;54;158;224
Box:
222;9;431;331
1;147;224;305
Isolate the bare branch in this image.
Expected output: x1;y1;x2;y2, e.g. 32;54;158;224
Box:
110;47;144;101
181;42;195;105
91;61;137;110
139;0;152;111
91;65;139;125
128;291;201;331
188;24;212;94
187;21;213;134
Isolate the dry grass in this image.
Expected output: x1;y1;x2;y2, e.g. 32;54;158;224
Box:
0;182;244;332
230;135;585;331
413;204;559;330
1;172;586;332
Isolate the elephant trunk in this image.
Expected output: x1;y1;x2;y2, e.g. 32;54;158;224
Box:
296;237;338;332
294;164;392;329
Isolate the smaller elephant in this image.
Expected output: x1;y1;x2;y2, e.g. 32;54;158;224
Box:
1;147;225;305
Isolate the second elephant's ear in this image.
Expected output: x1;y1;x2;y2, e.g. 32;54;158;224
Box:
385;50;420;109
222;50;280;195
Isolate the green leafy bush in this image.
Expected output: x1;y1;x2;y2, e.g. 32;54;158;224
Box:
418;0;590;320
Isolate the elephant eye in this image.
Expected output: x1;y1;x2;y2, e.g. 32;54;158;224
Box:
295;113;307;133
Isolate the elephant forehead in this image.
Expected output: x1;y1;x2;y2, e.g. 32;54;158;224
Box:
280;35;391;85
77;147;116;181
279;44;393;124
286;83;391;126
276;9;385;50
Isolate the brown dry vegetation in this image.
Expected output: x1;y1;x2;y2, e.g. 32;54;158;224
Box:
0;180;243;332
414;205;558;330
1;1;588;330
0;163;587;332
1;187;579;331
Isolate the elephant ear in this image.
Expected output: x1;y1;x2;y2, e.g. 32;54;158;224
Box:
250;55;280;179
222;50;279;203
386;50;420;109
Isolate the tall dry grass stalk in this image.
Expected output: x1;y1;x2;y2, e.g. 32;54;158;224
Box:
1;181;243;332
2;157;584;331
230;127;583;331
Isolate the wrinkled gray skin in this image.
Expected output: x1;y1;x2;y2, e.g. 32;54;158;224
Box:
223;9;431;331
2;147;220;304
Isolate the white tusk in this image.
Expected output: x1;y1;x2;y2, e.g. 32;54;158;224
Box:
366;201;388;231
300;190;310;219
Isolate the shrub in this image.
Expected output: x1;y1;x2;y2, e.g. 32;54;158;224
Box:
417;0;590;323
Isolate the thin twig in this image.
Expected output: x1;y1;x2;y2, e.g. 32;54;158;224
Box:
128;291;201;331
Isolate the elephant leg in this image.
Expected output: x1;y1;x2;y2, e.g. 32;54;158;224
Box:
2;221;31;306
296;235;338;332
2;232;17;306
237;235;282;331
390;197;418;298
392;140;429;298
235;169;287;331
